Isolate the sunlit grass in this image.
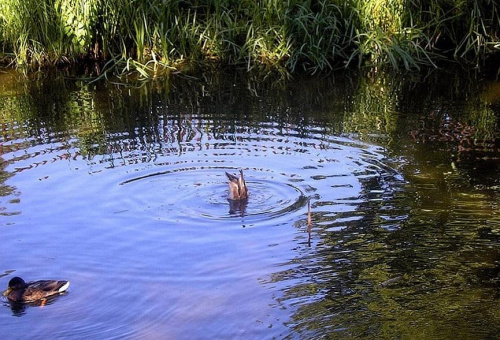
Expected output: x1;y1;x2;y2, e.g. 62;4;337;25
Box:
0;0;498;77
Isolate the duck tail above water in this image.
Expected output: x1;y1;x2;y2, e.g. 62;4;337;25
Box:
225;169;249;200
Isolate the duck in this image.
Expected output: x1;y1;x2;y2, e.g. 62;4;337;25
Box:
225;169;248;200
3;276;70;303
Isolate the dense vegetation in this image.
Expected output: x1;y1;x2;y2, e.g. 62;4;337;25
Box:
0;0;499;77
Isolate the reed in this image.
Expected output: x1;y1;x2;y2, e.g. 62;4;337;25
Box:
411;0;500;65
0;0;498;77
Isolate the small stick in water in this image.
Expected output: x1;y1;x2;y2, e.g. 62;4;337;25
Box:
307;200;312;246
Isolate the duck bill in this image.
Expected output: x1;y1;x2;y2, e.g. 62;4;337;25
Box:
3;288;12;296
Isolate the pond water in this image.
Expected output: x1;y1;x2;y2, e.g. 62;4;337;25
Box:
1;69;500;339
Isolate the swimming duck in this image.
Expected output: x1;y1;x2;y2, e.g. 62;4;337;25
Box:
225;169;248;200
3;277;70;303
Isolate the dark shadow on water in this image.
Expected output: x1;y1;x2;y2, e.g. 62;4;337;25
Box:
227;198;248;216
4;293;69;317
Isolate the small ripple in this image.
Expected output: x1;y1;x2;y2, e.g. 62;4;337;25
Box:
120;166;308;227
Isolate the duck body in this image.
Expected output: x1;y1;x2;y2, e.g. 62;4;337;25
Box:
3;277;70;303
225;169;248;200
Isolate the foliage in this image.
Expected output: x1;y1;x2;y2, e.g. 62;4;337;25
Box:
0;0;499;77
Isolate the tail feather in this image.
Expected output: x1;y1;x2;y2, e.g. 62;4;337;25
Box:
58;281;70;293
225;170;248;200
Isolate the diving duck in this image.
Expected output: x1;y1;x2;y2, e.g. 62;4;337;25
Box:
225;169;248;200
3;276;70;303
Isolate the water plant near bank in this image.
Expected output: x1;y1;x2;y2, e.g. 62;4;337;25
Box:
0;0;499;77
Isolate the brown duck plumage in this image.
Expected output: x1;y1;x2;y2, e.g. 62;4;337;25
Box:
3;277;70;303
225;169;248;200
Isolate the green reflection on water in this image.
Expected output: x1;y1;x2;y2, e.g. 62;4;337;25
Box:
1;68;500;338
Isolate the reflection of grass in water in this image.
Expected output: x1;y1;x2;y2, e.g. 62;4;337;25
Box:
0;170;14;196
3;67;499;170
279;180;500;338
0;168;20;216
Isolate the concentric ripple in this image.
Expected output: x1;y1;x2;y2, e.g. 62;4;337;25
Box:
120;166;308;227
111;123;398;231
0;85;406;339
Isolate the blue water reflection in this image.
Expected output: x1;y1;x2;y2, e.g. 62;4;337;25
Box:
1;70;500;338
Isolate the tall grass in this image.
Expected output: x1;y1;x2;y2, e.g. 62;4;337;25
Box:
411;0;500;64
0;0;498;77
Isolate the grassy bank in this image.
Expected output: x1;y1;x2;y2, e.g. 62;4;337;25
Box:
0;0;499;77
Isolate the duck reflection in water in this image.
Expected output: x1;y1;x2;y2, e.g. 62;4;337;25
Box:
6;293;66;316
225;169;249;215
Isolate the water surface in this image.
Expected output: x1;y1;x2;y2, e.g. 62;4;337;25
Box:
1;69;500;338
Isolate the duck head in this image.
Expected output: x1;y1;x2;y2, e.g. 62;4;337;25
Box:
3;277;27;296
